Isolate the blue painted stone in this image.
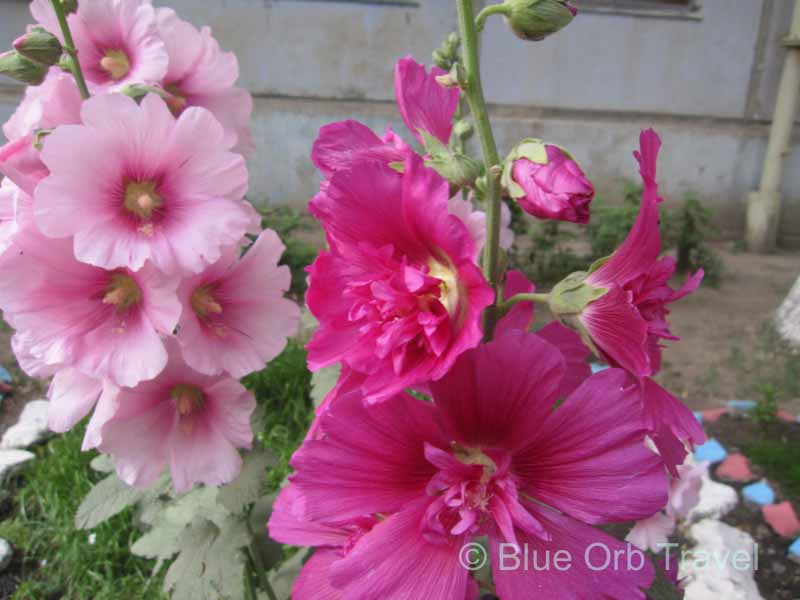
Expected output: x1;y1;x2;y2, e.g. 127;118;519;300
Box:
789;538;800;562
590;363;608;374
742;480;775;506
727;399;757;412
694;439;727;464
693;411;704;424
0;366;10;383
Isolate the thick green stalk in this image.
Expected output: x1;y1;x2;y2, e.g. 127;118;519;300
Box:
50;0;90;100
456;0;504;340
498;292;552;314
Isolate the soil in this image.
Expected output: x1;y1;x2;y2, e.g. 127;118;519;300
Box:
701;413;800;600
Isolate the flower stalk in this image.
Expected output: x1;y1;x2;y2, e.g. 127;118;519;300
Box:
498;292;551;313
456;0;504;340
50;0;90;99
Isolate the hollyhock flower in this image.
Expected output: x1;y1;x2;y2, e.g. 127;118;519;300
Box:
279;330;667;598
176;229;300;378
502;140;594;223
0;134;49;196
306;154;494;403
626;460;706;552
548;130;704;469
34;93;253;275
30;0;168;93
394;55;460;146
99;340;256;493
155;8;254;153
3;69;82;141
0;230;181;387
0;180;24;257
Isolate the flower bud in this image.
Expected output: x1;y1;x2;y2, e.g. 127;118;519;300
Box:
501;138;594;224
0;50;49;85
548;268;608;352
13;26;63;67
420;130;481;188
502;0;577;42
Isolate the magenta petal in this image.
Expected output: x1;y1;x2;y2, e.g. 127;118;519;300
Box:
311;119;406;177
430;329;565;452
491;505;655;600
580;286;652;377
495;270;535;335
268;485;351;548
290;391;446;522
535;322;592;398
330;499;470;600
394;56;459;146
292;549;344;600
589;129;663;287
514;368;669;524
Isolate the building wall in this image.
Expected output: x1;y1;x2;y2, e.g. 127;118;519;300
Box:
1;0;799;245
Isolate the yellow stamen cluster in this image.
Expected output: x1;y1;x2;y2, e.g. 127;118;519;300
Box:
102;272;142;312
124;181;163;221
100;49;131;80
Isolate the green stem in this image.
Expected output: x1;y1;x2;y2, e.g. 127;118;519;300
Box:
50;0;89;100
498;292;551;313
457;0;504;340
245;516;278;600
476;3;511;32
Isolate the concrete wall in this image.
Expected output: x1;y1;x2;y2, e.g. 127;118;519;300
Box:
1;0;799;245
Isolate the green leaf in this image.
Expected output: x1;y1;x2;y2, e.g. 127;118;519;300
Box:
218;450;277;514
310;363;341;409
75;473;149;530
268;548;311;600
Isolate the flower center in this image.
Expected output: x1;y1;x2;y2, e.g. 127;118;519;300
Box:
102;272;142;312
164;83;188;116
428;260;459;316
124;181;163;225
191;285;223;319
170;384;206;434
100;49;131;80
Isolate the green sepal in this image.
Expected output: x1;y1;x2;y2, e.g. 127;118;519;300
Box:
421;130;481;188
549;271;608;316
13;27;63;67
501;138;548;199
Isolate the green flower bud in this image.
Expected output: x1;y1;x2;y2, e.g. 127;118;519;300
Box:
0;50;49;85
14;27;63;67
503;0;577;42
420;130;482;188
453;119;474;141
547;261;609;353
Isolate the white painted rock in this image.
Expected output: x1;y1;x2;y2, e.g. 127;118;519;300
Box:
1;400;51;450
680;519;763;600
688;477;738;522
0;539;11;572
0;449;35;482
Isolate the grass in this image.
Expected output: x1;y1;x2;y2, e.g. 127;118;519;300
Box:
0;423;165;600
744;438;800;499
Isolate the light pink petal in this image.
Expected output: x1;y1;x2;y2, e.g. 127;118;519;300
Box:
429;329;565;453
290;391;446;523
0;136;49;196
491;505;655;600
204;377;256;449
47;368;103;433
394;56;459;146
330;500;470;600
625;512;676;553
83;381;120;451
514;368;669;524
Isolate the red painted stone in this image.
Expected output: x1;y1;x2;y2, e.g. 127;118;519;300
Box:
763;502;800;538
701;408;728;422
716;453;755;483
777;410;796;423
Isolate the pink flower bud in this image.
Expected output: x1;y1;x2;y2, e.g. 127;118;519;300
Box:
505;142;594;224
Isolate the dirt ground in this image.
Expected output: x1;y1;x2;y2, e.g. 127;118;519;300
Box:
656;244;799;412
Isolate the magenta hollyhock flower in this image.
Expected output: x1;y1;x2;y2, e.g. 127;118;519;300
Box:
99;340;256;493
155;8;254;153
508;144;594;223
311;120;410;179
306;154;494;403
34;93;253;275
30;0;168;93
394;55;460;146
274;330;667;598
0;230;181;387
176;229;300;378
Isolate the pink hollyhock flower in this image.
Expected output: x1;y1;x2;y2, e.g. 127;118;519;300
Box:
306;154;494;403
504;142;594;224
549;130;704;470
30;0;168;93
394;56;460;146
277;330;667;598
99;340;256;493
0;134;49;196
155;8;254;153
3;69;82;141
0;180;24;257
34;93;253;275
176;229;300;378
0;230;181;387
